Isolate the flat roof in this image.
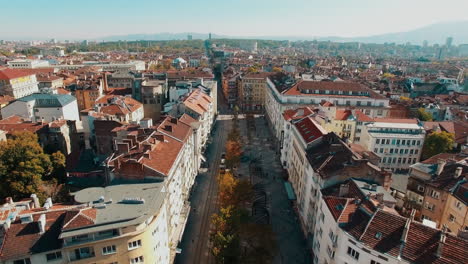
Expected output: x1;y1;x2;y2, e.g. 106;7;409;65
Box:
367;122;422;129
61;183;166;237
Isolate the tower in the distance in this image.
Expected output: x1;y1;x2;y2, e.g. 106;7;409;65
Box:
446;37;453;48
209;33;212;40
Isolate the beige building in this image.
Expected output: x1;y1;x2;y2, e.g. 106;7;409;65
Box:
0;183;171;264
239;72;272;111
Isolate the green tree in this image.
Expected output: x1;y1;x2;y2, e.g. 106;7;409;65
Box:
422;131;455;159
0;132;56;199
416;108;433;121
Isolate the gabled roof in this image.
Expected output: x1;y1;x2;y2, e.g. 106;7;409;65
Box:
294;116;327;144
0;210;66;260
0;68;35;80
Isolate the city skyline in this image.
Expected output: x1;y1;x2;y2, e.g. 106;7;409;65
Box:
1;0;468;40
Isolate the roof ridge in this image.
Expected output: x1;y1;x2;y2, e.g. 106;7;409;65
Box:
359;208;379;241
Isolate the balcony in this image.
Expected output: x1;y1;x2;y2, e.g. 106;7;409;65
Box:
65;229;119;246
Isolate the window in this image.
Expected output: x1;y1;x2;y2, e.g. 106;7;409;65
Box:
327;245;335;258
430;190;440;199
455;200;463;210
425;202;435;211
417;185;425;192
128;240;142;250
449;214;456;222
347;247;360;260
13;259;31;264
102;245;117;255
46;251;62;261
130;256;144;263
371;260;382;264
376;139;380;144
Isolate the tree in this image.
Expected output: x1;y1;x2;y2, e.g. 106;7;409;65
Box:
422;131;454;159
226;140;242;168
416;108;433;121
272;67;282;73
0;132;53;200
218;172;238;207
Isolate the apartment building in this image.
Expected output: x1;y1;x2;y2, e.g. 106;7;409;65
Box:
222;72;240;108
405;154;468;235
0;68;39;99
0;184;171;264
265;75;390;149
281;110;392;235
73;79;103;111
1;93;80;123
140;80;167;122
312;180;467;264
361;119;425;172
7;59;50;69
106;113;202;258
239;72;273;111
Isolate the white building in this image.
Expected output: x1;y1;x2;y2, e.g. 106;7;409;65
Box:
7;59;50;69
312;179;466;264
0;68;39;99
1;93;80;122
265;77;390;148
361;119;425;171
54;60;145;71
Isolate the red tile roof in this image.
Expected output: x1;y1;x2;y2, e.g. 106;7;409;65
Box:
0;210;66;261
282;107;314;121
0;68;35;80
183;88;212;116
294;117;327;144
284;80;386;99
0;115;48;134
335;109;352;121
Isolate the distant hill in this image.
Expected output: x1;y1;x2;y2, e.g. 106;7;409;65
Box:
97;21;468;45
318;21;468;45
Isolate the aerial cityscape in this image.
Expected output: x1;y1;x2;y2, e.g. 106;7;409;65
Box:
0;0;467;264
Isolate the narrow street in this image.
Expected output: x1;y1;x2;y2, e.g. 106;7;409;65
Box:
175;82;231;264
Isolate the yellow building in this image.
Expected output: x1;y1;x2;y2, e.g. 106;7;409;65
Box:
239;72;272;111
0;183;171;264
322;109;357;141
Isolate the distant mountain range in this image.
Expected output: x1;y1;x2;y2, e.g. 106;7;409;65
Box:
98;21;468;45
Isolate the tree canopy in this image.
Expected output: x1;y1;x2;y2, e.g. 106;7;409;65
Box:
422;131;454;159
416;108;433;121
0;132;65;200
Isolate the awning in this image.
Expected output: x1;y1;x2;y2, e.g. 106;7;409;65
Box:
284;182;297;200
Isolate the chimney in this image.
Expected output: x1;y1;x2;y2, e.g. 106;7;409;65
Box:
43;197;53;209
164;125;173;132
30;194;40;208
5;197;14;205
154;134;165;142
38;214;46;234
339;184;349;197
436;225;448;258
142;143;153;152
454;167;463;178
117;142;130;154
399;214;412;259
436;159;446;176
3;219;11;231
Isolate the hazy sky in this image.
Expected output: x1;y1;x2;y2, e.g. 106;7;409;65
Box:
1;0;467;40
